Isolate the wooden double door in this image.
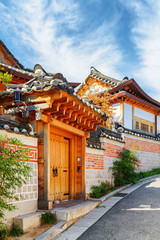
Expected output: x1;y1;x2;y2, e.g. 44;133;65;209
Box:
50;133;70;201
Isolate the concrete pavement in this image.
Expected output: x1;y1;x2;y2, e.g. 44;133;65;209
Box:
54;176;160;240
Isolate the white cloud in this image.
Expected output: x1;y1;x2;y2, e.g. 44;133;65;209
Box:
121;0;160;101
0;0;122;83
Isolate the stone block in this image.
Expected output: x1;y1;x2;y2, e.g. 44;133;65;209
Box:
14;212;44;232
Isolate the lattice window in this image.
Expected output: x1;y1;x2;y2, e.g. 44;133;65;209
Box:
136;121;139;130
141;123;149;132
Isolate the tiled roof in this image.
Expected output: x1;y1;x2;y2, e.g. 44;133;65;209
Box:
109;79;160;108
77;67;122;94
87;126;124;149
0;62;34;77
121;127;160;141
89;67;121;86
0;39;24;69
0;116;38;137
0;64;107;120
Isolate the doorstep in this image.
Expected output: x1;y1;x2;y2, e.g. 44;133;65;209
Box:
50;201;99;222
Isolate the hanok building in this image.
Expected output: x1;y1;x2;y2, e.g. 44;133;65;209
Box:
0;64;106;209
77;67;160;193
77;66;160;136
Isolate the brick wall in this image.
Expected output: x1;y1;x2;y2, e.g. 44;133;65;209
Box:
0;130;38;225
85;139;124;194
85;134;160;195
124;134;160;171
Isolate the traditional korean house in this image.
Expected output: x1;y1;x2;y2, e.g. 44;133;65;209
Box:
77;66;160;136
0;64;107;209
77;67;160;193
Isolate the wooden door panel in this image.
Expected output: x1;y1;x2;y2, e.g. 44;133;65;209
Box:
50;134;55;201
50;133;70;201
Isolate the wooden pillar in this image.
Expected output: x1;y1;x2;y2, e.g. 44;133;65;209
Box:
155;114;157;136
82;136;86;195
74;135;77;196
120;102;124;126
132;105;134;130
69;136;75;199
44;122;50;201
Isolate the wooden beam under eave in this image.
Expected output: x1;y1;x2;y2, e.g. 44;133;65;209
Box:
50;118;85;136
60;101;76;111
24;90;63;104
41;114;49;123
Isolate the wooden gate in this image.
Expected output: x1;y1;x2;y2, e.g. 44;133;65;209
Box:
50;133;69;201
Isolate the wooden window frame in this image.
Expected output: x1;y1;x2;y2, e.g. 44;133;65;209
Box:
133;116;155;135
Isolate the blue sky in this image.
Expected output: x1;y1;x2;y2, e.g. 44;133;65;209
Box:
0;0;160;100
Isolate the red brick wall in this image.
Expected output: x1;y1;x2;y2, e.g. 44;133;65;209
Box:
86;152;104;169
124;136;160;154
103;142;124;158
85;134;160;193
86;141;124;171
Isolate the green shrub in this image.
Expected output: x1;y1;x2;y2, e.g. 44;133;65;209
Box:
111;147;160;186
41;213;57;225
135;168;160;181
90;181;115;198
0;226;8;240
111;148;140;186
9;223;23;237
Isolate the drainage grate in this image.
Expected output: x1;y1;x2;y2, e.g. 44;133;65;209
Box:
114;193;128;197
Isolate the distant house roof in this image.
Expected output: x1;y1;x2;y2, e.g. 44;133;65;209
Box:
77;66;121;95
77;66;160;112
0;39;24;69
109;78;160;109
89;66;120;85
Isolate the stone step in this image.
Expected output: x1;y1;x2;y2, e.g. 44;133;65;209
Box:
14;211;45;232
50;201;99;222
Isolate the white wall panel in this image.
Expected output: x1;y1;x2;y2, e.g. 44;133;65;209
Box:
134;107;155;122
124;103;132;129
112;103;120;122
157;116;160;132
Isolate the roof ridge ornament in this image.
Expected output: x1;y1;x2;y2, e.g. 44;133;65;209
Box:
34;64;48;77
90;66;99;73
122;76;129;81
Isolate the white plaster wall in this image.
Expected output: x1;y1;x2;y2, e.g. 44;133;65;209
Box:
134;107;155;122
0;129;37;146
124;103;132;129
157;116;160;132
112;103;121;122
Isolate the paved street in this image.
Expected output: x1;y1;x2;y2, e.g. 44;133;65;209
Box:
77;178;160;240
